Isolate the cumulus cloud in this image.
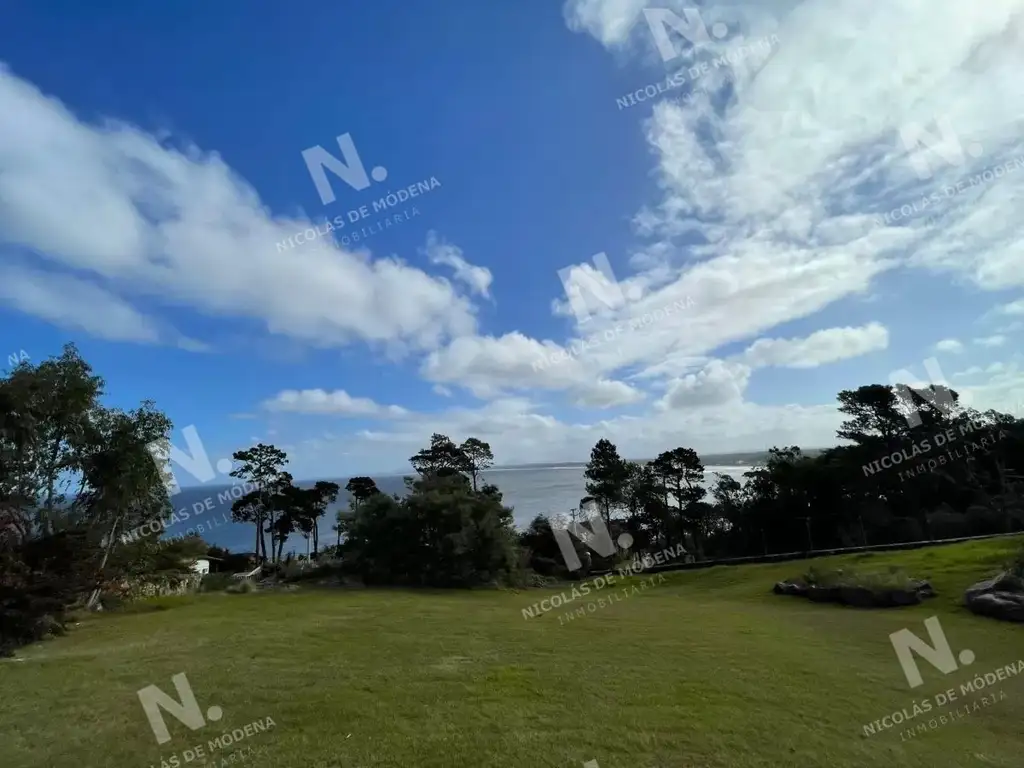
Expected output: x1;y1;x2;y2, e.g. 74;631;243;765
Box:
975;335;1007;348
0;266;161;344
934;338;964;353
0;63;482;355
262;389;409;417
997;298;1024;315
421;230;493;299
741;323;889;369
420;332;645;408
658;360;752;409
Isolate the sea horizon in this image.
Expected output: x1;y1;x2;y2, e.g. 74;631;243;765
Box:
163;462;754;555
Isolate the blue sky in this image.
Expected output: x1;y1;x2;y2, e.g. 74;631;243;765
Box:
1;0;1023;483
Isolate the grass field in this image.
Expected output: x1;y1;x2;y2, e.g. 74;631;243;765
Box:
1;537;1022;768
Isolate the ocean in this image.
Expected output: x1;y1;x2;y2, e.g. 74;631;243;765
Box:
160;465;752;556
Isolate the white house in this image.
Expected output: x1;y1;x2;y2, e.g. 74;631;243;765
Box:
190;558;210;576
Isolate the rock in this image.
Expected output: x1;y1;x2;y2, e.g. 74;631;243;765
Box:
807;586;840;603
773;580;807;597
965;571;1024;623
968;593;1024;622
911;579;936;599
838;586;878;607
885;589;922;607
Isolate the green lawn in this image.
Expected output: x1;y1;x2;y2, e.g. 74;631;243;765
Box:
1;537;1022;768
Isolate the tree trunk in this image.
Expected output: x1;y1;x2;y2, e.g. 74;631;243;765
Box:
86;514;121;610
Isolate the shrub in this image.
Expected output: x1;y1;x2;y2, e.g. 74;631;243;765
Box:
225;579;255;594
281;559;343;583
199;573;235;593
803;565;918;590
341;473;523;587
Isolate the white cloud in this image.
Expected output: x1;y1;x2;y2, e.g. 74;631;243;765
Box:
658;360;752;409
953;366;984;378
262;389;409;418
997;298;1024;315
420;332;645;408
421;230;493;299
0;63;482;355
0;265;163;344
741;323;889;369
934;338;964;353
975;335;1007;348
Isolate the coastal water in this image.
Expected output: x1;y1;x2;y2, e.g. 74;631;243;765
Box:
161;465;751;556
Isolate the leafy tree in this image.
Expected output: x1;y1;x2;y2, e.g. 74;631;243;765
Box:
651;447;706;554
345;476;379;505
284;480;339;557
341;472;519;587
409;433;467;477
229;443;289;563
0;345;174;650
584;439;629;524
459;437;494;491
337;477;379;546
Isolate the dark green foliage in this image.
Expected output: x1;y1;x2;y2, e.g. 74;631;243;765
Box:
198;573;237;593
0;345;175;654
341;471;521;587
584;439;629;523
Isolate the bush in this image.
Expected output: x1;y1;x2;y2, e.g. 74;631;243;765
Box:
281;559;343;583
341;473;524;587
804;565;919;591
0;528;92;657
776;565;934;608
199;573;236;593
225;579;255;594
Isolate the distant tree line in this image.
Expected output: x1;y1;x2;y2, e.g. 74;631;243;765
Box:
3;345;1023;655
521;384;1024;572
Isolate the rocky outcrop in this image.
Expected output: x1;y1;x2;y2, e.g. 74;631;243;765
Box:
964;571;1024;623
774;578;934;608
